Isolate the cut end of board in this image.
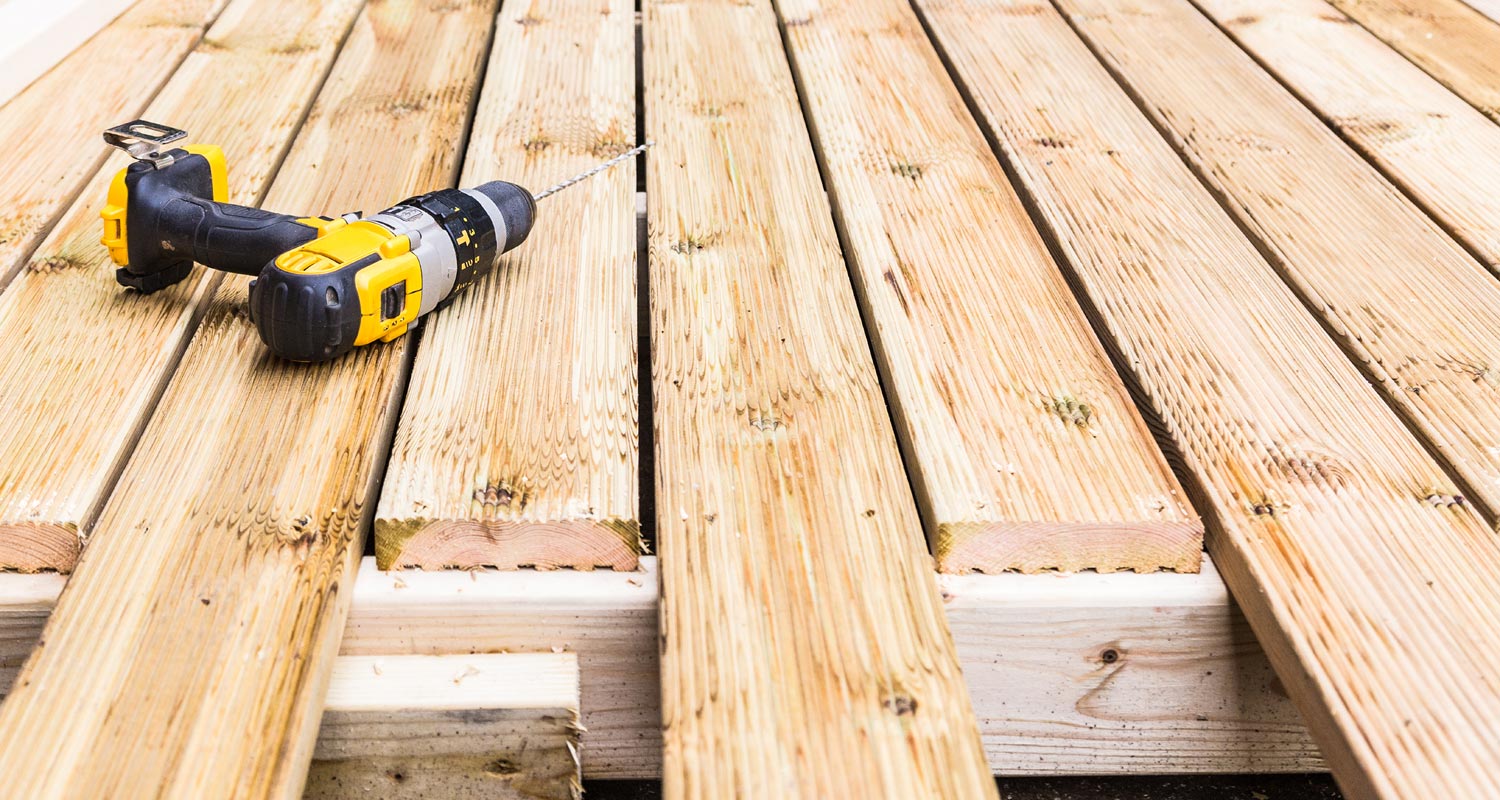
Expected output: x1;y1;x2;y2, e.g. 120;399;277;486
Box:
935;520;1204;574
375;517;642;571
0;522;80;573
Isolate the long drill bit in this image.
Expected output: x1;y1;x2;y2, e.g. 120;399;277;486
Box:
532;141;655;201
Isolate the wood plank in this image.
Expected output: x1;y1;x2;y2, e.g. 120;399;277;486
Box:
5;642;583;796
644;0;994;795
344;557;659;780
1194;0;1500;273
307;653;582;800
0;0;498;795
1052;0;1500;525
0;555;1322;777
943;560;1323;774
771;0;1200;574
914;1;1500;797
0;0;227;293
375;0;639;572
0;0;136;108
0;0;364;572
1323;0;1500;122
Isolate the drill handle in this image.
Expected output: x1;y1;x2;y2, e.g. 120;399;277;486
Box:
109;147;323;292
157;195;321;276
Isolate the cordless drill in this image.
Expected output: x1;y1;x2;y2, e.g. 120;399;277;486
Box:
99;119;646;362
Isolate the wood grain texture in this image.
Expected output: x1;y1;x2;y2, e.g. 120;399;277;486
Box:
0;0;498;796
1054;0;1500;527
770;0;1199;574
0;0;226;293
307;653;582;800
915;1;1500;797
0;555;1323;777
0;0;363;572
376;0;639;572
1194;0;1500;274
0;0;137;108
645;0;994;795
942;560;1323;774
1323;0;1500;122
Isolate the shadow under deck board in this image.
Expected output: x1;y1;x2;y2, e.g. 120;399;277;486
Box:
375;0;640;572
0;0;499;795
771;0;1201;573
644;0;994;795
915;0;1500;797
1324;0;1500;123
1054;0;1500;534
0;0;228;294
1195;0;1500;273
0;0;365;572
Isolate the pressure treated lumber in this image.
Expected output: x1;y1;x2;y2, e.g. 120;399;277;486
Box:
3;641;584;796
0;0;136;108
645;0;994;795
1323;0;1500;123
916;1;1500;797
0;0;498;795
376;0;639;572
343;557;659;778
0;0;226;293
943;560;1321;774
307;653;582;800
770;0;1199;574
0;555;1322;777
1194;0;1500;273
0;0;363;572
1053;0;1500;524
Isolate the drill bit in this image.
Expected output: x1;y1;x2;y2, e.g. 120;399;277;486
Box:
532;141;654;201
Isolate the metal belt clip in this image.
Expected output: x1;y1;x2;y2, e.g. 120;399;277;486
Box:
103;119;188;169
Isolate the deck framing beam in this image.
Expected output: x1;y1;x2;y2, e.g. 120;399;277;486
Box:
0;556;1321;778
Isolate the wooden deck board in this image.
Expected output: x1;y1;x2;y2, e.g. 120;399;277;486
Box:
375;0;640;572
644;0;994;794
916;0;1500;796
0;0;226;294
0;0;364;572
772;0;1201;574
0;0;500;795
1324;0;1500;122
1196;0;1500;274
1054;0;1500;527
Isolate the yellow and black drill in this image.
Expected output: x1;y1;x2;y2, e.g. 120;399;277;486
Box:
100;119;647;362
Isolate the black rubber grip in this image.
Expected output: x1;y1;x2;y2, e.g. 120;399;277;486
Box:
117;150;320;289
